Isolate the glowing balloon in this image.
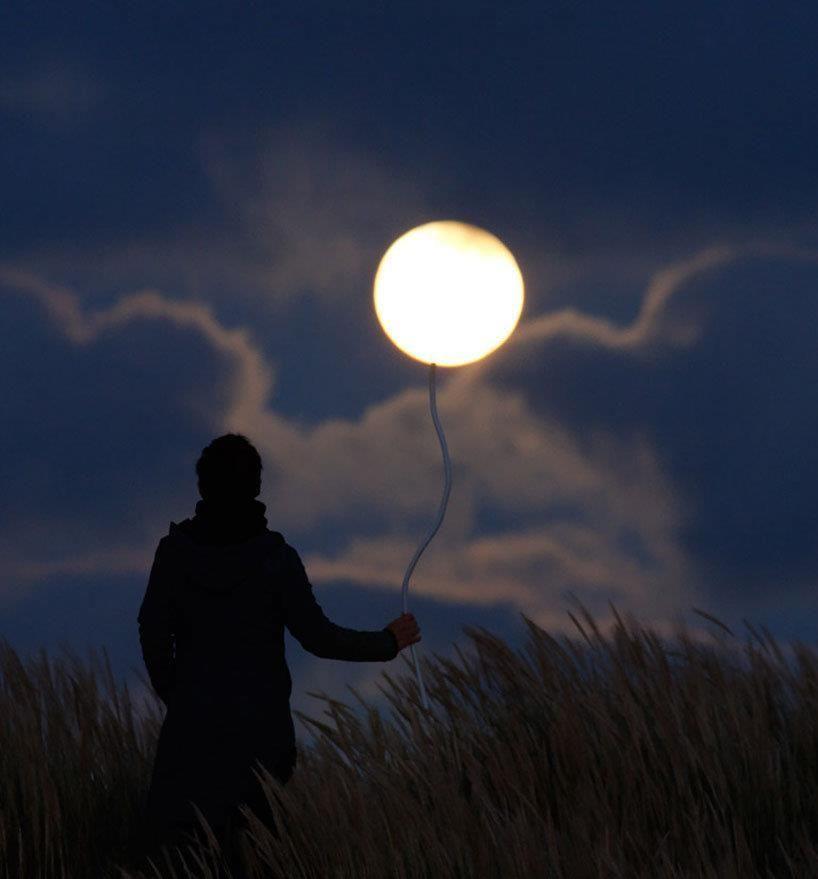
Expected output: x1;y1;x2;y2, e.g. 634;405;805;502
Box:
374;221;524;367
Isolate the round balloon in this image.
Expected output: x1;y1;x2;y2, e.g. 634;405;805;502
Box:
374;221;524;367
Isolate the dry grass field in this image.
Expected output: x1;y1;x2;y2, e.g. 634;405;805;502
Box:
3;602;818;878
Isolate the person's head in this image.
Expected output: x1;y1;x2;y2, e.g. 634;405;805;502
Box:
196;433;262;502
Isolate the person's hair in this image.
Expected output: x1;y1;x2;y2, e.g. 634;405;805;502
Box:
196;433;262;501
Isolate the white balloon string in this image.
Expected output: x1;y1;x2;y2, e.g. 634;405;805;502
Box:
401;362;452;713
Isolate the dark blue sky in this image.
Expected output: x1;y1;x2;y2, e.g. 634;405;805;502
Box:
2;3;818;735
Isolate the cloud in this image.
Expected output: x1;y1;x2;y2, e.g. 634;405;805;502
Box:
0;267;275;430
200;125;431;304
0;259;695;628
455;242;818;610
0;267;278;592
0;66;104;121
445;246;735;401
0;541;158;610
446;241;818;399
303;514;686;620
5;125;430;311
10;237;818;637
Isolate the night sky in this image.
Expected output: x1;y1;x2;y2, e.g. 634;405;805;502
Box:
3;4;818;739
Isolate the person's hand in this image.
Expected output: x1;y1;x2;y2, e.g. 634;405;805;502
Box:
386;612;421;651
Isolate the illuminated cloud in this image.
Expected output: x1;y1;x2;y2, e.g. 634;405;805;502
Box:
447;241;818;400
5;240;817;625
7;126;428;309
0;267;275;430
0;259;692;626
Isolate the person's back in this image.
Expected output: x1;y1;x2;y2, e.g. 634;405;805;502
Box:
137;433;421;869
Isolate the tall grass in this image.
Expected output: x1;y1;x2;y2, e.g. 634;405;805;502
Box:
4;603;818;877
0;641;161;878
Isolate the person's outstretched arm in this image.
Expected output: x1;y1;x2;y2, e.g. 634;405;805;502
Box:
137;538;177;706
280;544;419;661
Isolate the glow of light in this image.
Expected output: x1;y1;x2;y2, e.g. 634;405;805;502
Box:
374;221;524;367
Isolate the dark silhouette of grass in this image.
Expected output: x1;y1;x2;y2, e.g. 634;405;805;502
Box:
3;602;818;878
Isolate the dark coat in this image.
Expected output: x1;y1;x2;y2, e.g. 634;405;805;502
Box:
137;498;399;839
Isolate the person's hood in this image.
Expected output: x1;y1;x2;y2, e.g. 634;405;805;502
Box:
162;498;287;594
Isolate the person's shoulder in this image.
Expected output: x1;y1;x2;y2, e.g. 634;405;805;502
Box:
159;521;189;549
151;527;178;563
260;529;290;569
156;519;187;543
153;520;195;561
261;532;310;586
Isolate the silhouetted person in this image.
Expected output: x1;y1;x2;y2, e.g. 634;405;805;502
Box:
137;433;421;873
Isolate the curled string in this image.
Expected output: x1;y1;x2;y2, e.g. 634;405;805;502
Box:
401;362;452;712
